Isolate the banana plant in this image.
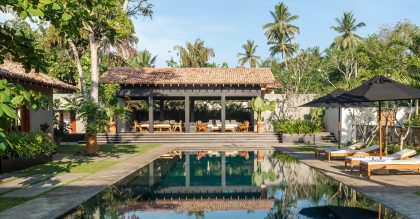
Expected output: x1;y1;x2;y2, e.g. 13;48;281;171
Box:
251;97;276;122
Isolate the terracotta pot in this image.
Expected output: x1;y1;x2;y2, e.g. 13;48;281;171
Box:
257;121;265;134
85;134;98;154
109;122;117;133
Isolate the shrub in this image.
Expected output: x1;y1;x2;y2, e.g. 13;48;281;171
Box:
2;132;54;159
273;119;321;135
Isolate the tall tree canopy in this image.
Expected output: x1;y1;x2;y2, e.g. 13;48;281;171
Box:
129;49;157;68
331;12;366;50
237;40;261;68
174;39;215;68
262;2;300;63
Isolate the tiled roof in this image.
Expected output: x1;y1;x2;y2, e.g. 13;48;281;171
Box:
0;60;77;91
100;67;278;86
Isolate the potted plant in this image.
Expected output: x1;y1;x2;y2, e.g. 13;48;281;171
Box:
251;97;276;133
78;101;108;155
106;105;130;134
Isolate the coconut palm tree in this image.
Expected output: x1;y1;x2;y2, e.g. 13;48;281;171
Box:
331;12;366;50
129;49;157;68
262;2;299;65
237;40;261;68
174;39;215;67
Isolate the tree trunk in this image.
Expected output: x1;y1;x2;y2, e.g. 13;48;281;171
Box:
68;39;88;100
89;33;99;102
122;0;129;11
416;99;419;116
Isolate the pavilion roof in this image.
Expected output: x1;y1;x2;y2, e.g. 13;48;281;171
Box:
0;61;78;91
100;67;279;87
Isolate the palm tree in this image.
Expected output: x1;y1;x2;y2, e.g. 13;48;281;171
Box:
262;2;300;63
129;49;157;68
237;40;261;68
174;39;215;67
267;35;298;61
331;12;366;50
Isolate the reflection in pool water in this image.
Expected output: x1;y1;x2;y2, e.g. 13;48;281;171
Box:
62;150;405;219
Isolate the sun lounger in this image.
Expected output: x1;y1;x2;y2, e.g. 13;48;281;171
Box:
314;142;367;159
325;144;380;162
359;155;420;178
344;149;416;172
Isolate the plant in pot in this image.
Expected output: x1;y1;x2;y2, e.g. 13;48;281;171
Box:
78;101;108;155
251;97;276;133
106;105;131;134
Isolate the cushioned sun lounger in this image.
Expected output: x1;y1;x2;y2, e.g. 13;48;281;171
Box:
325;145;380;162
314;142;367;159
344;149;416;172
359;155;420;178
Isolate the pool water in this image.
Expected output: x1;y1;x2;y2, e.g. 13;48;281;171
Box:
61;150;405;219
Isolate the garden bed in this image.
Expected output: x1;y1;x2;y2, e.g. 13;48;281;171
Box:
0;155;53;173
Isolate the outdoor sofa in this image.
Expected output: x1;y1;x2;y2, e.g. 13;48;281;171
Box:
324;144;380;162
344;149;416;172
359;155;420;178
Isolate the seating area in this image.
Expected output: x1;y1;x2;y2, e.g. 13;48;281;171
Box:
133;120;250;133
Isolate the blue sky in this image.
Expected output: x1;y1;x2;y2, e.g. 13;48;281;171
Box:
1;1;419;67
133;0;420;67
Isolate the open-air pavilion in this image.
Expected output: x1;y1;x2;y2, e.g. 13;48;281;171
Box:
100;67;278;133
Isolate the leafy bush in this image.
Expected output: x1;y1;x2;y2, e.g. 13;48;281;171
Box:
2;132;54;159
387;143;420;155
273;119;322;134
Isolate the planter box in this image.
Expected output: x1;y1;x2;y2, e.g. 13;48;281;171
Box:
281;134;317;144
1;154;53;173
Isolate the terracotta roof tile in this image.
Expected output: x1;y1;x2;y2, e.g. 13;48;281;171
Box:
100;67;277;86
0;60;77;91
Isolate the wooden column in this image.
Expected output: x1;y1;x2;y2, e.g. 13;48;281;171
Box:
159;99;164;121
190;99;195;123
185;96;190;133
117;98;126;133
148;95;154;133
248;99;254;132
221;96;226;132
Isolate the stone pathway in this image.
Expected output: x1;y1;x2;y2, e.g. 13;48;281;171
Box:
0;145;171;219
0;174;27;184
274;146;420;219
2;173;87;197
0;174;53;194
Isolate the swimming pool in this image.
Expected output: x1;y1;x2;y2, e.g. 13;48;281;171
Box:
61;150;405;218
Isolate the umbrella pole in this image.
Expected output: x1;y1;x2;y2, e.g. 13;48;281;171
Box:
338;107;341;149
378;101;382;159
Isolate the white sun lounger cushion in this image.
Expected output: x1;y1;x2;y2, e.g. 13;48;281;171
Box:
346;149;416;161
329;145;379;154
361;155;420;165
348;142;367;150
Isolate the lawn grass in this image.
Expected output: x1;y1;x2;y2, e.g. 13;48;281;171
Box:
291;146;319;152
56;143;159;155
0;197;32;212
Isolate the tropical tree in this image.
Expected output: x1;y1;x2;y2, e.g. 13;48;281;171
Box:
174;39;215;67
237;40;261;68
129;49;157;68
262;2;300;64
330;12;366;50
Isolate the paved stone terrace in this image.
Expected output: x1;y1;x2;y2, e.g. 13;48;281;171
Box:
274;146;420;219
0;146;172;219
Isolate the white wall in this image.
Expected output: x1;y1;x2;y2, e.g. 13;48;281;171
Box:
324;107;412;144
53;93;85;133
24;85;54;137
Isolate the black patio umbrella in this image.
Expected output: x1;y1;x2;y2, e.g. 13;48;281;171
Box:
333;75;420;158
301;89;373;148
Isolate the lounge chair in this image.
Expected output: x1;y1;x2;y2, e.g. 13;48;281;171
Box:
359;155;420;178
172;120;183;132
196;121;208;132
314;142;367;159
325;144;380;162
344;149;416;172
238;121;250;132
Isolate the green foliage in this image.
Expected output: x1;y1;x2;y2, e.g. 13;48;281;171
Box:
237;40;261;68
128;49;157;68
330;12;366;50
77;101;108;134
173;39;215;67
273;119;321;134
3;132;54;159
251;97;276;121
386;143;420;155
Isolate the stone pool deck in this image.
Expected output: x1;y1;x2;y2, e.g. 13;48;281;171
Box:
274;146;420;219
0;146;171;219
